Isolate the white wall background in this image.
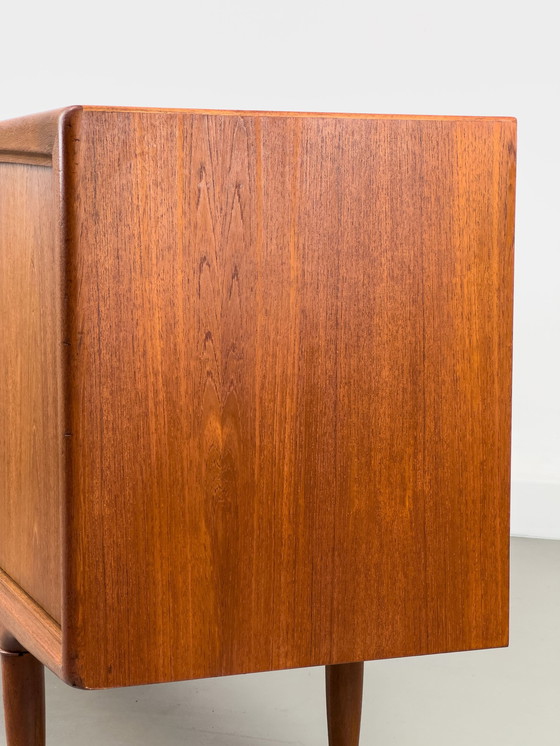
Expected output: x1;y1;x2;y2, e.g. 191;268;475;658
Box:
1;0;558;538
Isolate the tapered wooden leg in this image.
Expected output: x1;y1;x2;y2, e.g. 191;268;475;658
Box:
326;662;364;746
1;650;45;746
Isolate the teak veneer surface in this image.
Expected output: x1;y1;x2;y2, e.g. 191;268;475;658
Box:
0;107;516;690
0;161;63;620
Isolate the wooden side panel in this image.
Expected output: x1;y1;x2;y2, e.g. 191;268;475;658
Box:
66;111;515;688
0;162;63;622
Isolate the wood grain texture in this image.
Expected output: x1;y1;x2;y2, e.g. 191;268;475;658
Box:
61;109;515;688
326;663;364;746
1;652;45;745
0;162;63;621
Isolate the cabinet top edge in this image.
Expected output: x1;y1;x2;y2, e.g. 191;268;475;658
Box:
2;105;517;125
0;106;82;164
82;105;517;123
0;106;516;165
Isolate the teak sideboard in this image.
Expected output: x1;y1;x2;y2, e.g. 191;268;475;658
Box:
0;106;516;745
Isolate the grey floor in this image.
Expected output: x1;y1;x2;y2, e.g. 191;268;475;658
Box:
1;537;559;745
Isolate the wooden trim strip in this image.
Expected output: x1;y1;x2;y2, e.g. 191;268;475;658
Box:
0;569;63;678
0;151;52;166
0;108;82;166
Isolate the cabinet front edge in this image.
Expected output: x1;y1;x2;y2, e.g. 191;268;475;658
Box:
0;569;63;678
0;106;83;166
